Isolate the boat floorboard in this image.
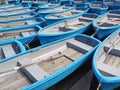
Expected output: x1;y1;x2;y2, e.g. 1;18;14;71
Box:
104;55;120;68
39;48;83;74
0;72;31;90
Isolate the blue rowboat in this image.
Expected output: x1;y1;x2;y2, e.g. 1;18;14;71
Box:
0;12;38;22
93;10;120;39
59;0;73;5
32;0;48;7
104;0;120;10
0;7;38;17
38;4;76;18
45;6;89;25
39;1;61;10
73;0;91;4
38;13;99;44
89;1;108;15
0;16;45;30
93;29;120;90
21;0;35;7
0;34;100;90
8;0;20;4
0;25;41;42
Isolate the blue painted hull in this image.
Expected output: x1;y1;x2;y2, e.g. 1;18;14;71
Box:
93;10;120;39
38;4;76;18
93;29;120;90
45;6;89;25
8;0;20;4
21;34;101;90
59;0;73;5
21;1;34;7
89;1;108;15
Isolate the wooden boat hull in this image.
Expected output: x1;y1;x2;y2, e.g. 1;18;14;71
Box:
45;6;89;25
39;13;99;44
93;29;120;90
38;4;76;18
0;34;100;90
93;10;120;39
89;1;108;15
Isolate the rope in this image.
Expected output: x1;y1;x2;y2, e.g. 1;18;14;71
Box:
24;35;36;49
96;82;101;90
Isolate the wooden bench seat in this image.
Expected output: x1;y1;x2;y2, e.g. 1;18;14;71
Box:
17;59;48;83
67;39;93;53
104;43;120;57
1;44;16;58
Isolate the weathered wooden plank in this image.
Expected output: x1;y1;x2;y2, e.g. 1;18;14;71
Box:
0;72;31;90
39;48;83;74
